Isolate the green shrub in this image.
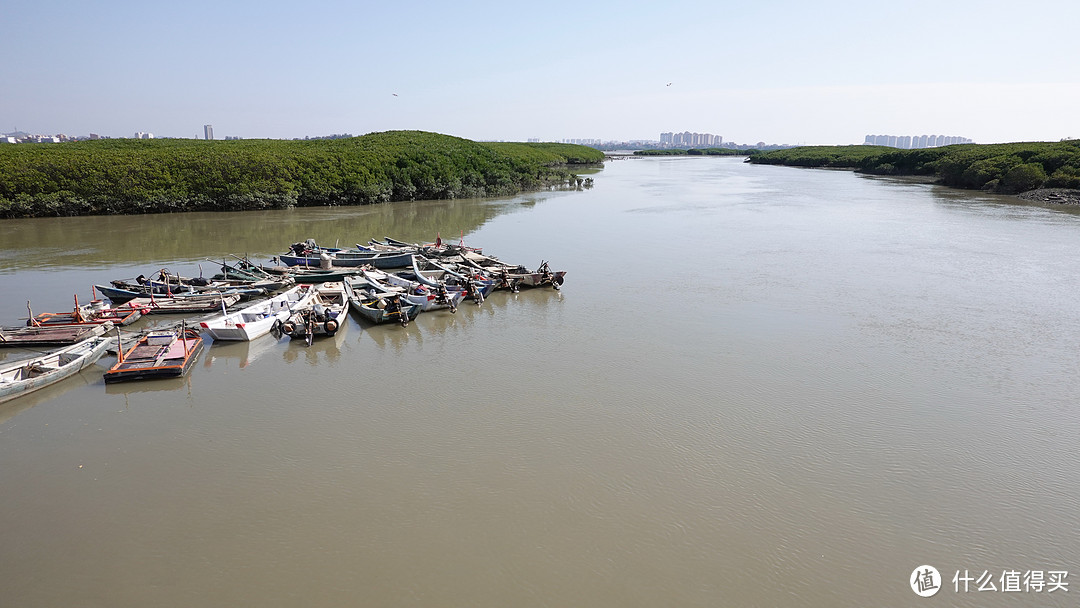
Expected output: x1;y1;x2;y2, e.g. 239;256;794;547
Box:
997;163;1048;193
1045;166;1080;189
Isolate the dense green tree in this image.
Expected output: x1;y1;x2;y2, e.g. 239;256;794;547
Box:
998;163;1048;194
959;155;1022;189
1046;166;1080;189
750;141;1080;195
0;131;604;218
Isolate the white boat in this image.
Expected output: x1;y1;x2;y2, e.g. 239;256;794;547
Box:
353;269;465;312
0;335;113;404
199;284;315;341
275;282;350;346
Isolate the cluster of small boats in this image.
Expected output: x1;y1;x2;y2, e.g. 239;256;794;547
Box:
1;236;565;405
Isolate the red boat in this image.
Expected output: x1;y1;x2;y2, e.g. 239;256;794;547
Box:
29;294;149;327
103;326;204;383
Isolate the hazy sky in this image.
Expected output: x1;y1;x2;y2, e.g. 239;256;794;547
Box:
4;0;1078;145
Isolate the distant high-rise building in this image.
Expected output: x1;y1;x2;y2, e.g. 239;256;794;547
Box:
864;133;972;148
660;130;721;148
204;124;214;140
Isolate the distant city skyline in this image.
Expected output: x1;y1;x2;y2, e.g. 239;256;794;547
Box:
660;131;722;147
0;127;1022;150
1;127;798;148
864;134;974;149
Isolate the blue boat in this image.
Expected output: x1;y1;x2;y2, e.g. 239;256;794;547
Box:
277;250;414;269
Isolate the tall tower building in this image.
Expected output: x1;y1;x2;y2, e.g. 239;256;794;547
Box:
204;125;214;140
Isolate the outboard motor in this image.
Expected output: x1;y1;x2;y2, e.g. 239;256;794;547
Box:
386;295;408;327
437;285;456;313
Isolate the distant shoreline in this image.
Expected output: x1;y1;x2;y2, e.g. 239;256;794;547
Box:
1016;188;1080;205
748;141;1080;202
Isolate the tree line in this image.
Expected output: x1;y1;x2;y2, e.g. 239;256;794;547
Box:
0;131;605;218
747;141;1080;194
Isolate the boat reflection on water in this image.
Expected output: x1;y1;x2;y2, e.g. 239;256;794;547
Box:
103;373;193;396
281;320;350;366
202;334;280;370
355;318;424;351
0;365;102;426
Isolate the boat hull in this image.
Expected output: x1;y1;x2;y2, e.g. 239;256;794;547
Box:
280;282;350;342
349;301;422;325
103;329;204;383
31;302;147;327
352;272;464;312
129;293;243;315
0;323;112;348
0;336;113;404
342;279;421;325
279;251;414;269
200;284;315;341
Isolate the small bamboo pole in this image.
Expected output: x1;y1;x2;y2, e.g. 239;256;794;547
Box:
115;325;124;364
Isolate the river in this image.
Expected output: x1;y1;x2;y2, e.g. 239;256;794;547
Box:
1;157;1078;607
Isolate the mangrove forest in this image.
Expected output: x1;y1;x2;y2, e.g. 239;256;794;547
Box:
0;131;605;218
748;140;1080;195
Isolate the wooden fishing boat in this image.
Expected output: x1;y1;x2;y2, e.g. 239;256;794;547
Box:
208;258;296;291
149;269;286;297
342;280;421;327
278;249;414;270
350;270;465;312
28;295;149;327
456;251;566;291
274;282;350;345
0;322;113;348
199;283;315;341
256;265;367;283
407;255;497;302
357;240;415;253
100;281;267;303
0;335;114;404
103;326;203;383
94;283;169;304
127;292;243;315
378;236;483;256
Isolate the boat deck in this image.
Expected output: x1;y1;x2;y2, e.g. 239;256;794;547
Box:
116;339;187;367
0;324;110;347
104;332;202;382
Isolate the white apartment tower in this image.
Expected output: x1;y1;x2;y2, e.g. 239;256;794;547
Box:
204;124;214;140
